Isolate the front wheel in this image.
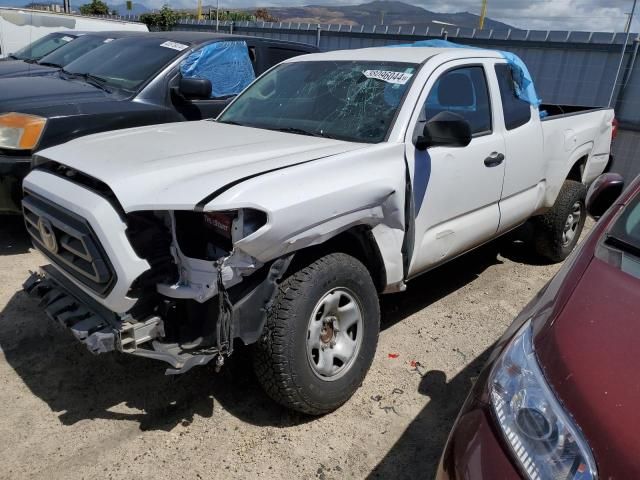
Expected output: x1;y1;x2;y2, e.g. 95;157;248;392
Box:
533;180;587;262
252;253;380;415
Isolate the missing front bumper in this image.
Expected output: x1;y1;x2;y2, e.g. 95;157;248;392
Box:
22;266;215;374
24;267;120;354
23;255;294;375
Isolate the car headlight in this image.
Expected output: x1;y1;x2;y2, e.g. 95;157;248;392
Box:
490;320;597;480
0;112;47;150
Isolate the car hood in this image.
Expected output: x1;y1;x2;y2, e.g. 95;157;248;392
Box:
535;256;640;477
36;121;368;211
0;75;112;112
0;60;57;78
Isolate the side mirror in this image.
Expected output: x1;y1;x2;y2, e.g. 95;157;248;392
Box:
179;77;212;99
414;111;472;151
586;173;625;219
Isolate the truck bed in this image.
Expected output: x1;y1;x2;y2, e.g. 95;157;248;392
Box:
539;104;615;207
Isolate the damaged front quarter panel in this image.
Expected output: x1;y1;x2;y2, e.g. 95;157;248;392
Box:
156;143;408;305
203;142;408;286
157;142;408;304
145;142;408;370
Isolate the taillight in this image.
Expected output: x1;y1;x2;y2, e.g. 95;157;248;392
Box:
612;117;619;141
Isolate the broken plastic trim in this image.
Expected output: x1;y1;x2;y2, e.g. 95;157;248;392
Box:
158;209;270;304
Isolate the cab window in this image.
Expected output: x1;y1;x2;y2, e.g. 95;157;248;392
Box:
495;63;532;130
425;66;492;136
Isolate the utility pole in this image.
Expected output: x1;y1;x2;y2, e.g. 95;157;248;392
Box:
479;0;488;29
610;0;638;106
197;0;202;20
216;0;220;31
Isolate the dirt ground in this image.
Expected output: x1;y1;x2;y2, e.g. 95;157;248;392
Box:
0;217;586;480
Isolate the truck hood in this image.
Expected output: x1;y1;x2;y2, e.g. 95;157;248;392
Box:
535;256;640;477
0;75;112;112
36;121;368;211
0;60;57;79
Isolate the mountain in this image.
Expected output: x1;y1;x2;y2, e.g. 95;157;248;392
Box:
258;1;514;30
1;0;514;31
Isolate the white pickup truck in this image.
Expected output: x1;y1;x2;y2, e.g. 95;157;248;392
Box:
22;46;615;414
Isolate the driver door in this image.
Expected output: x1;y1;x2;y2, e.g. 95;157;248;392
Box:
407;60;506;277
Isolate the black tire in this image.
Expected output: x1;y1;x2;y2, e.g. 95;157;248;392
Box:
252;253;380;415
533;180;587;262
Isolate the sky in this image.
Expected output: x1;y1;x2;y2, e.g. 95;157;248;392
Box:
154;0;639;33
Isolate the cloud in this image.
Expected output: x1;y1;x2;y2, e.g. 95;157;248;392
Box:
432;0;634;32
189;0;638;32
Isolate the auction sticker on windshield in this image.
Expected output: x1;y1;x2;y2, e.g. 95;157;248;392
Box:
363;70;413;84
160;41;189;52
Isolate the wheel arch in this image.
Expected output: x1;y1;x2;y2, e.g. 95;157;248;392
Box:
567;154;589;182
284;225;389;293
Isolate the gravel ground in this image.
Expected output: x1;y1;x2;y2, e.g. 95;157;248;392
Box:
0;217;588;480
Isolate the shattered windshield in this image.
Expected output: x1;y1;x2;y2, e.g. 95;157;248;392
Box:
218;60;418;143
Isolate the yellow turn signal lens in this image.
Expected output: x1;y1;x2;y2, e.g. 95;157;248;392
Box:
0;112;47;150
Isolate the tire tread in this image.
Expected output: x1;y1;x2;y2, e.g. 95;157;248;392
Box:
534;180;587;262
252;253;378;415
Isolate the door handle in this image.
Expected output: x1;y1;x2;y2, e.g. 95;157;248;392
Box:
484;152;505;167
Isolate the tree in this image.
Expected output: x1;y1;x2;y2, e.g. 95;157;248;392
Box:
140;5;178;31
254;8;278;22
79;0;109;15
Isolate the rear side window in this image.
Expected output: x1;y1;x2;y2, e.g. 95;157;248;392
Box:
495;63;532;130
425;66;492;136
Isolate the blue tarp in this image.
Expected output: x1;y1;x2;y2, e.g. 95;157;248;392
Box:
180;41;255;98
389;40;542;107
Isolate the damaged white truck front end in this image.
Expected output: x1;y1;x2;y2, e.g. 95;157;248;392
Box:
22;118;407;380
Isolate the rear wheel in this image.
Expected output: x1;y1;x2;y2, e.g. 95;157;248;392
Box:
533;180;587;262
252;253;380;415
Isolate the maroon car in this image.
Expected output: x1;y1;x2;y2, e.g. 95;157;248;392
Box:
437;172;637;480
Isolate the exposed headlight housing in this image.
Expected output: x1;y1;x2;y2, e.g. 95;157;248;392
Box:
490;320;597;480
0;112;47;150
202;209;267;243
175;209;267;260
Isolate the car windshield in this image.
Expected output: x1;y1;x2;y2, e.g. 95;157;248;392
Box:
607;192;640;256
218;60;419;143
62;37;188;92
38;34;114;68
11;32;76;61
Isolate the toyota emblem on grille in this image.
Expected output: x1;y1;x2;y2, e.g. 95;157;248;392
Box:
37;217;58;253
